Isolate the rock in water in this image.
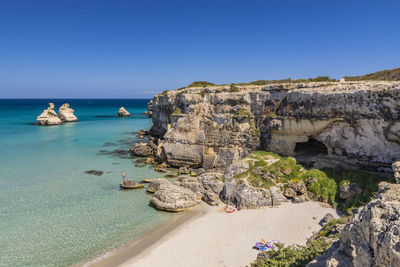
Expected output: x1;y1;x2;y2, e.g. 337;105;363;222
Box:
129;142;152;157
59;103;78;122
37;103;63;125
150;181;199;211
84;170;103;176
147;178;171;193
118;107;130;117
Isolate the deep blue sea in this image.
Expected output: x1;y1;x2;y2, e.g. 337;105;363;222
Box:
0;99;173;266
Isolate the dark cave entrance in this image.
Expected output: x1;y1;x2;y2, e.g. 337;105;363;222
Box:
294;138;328;156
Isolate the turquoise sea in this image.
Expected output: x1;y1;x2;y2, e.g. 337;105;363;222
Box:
0;99;173;266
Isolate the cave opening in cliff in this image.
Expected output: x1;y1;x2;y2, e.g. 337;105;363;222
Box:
294;138;328;156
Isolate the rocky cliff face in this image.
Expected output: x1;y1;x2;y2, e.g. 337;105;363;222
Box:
309;182;400;267
150;81;400;170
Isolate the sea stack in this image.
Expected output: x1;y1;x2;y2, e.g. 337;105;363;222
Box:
118;107;130;117
36;103;63;126
59;103;78;122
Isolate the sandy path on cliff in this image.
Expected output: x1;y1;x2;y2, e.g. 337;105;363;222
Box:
119;201;338;267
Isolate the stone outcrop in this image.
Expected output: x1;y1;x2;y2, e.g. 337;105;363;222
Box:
392;161;400;184
147;178;170;193
339;183;363;200
118;107;130;117
37;103;63;125
37;103;78;125
200;172;224;206
221;180;272;209
145;100;153;117
58;103;78;122
149;81;400;170
170;173;225;206
174;175;204;199
130;142;152;157
312;182;400;266
270;186;289;206
149;180;199;211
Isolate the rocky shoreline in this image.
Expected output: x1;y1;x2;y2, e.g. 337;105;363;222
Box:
125;80;400;266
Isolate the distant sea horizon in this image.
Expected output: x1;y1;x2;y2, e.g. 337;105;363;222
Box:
0;99;173;266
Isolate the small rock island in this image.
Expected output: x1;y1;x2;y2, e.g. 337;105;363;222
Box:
37;103;78;125
118;107;130;117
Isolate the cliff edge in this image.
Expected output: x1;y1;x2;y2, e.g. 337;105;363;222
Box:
149;81;400;171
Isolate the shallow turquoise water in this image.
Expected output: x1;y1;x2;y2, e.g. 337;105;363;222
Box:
0;100;172;266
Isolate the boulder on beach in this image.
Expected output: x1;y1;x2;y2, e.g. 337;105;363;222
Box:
150;180;199;211
174;175;204;199
221;180;272;209
37;103;63;125
59;103;78;122
118;107;130;117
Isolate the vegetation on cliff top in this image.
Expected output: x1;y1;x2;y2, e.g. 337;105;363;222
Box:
159;67;399;95
344;67;400;81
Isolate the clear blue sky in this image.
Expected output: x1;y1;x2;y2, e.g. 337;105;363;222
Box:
0;0;399;98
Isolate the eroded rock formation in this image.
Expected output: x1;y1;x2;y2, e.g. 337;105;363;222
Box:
37;103;63;125
58;103;78;122
118;107;130;117
149;81;400;170
37;103;78;125
149;179;200;211
310;182;400;267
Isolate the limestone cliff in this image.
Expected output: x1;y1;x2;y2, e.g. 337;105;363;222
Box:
308;182;400;267
149;81;400;170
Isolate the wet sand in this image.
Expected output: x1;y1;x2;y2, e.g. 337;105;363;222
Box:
81;204;208;267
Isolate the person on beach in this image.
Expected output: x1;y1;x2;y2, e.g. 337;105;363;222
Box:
121;171;126;184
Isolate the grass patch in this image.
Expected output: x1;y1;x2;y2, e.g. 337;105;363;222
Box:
236;108;251;116
333;170;393;213
302;169;337;206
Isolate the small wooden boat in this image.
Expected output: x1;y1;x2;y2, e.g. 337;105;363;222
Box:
120;178;144;189
141;179;152;183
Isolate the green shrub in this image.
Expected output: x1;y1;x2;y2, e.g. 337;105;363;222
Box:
230;85;240;92
172;107;183;115
344;67;400;81
187;81;215;87
160;89;169;95
302;169;337;206
236;108;251;116
252;239;331;267
334;170;393;214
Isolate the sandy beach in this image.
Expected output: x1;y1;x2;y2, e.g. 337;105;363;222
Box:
91;201;338;267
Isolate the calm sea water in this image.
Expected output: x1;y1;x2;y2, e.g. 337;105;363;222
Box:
0;99;173;267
